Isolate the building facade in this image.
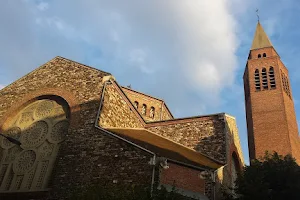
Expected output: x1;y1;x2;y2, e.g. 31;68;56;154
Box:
244;22;300;164
0;56;244;199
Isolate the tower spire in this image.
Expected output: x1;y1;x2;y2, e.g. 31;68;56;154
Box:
251;21;273;50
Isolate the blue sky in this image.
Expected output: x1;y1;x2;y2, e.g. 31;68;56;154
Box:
1;0;300;165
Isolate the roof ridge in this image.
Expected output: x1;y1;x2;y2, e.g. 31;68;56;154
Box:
146;112;225;125
0;56;58;91
121;86;164;102
56;56;111;75
109;81;147;125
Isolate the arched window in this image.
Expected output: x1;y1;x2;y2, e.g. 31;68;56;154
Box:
248;53;252;60
282;73;287;93
263;53;266;57
286;76;291;97
0;98;70;192
281;72;291;97
254;69;261;91
134;101;139;109
231;152;241;187
269;67;276;89
261;68;268;89
150;107;155;119
258;54;261;58
142;104;147;115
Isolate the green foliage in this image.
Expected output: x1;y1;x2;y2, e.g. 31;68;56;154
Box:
222;152;300;200
71;182;191;200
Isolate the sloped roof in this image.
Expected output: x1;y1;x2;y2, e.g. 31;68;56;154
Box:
251;22;273;50
107;128;223;169
0;56;110;91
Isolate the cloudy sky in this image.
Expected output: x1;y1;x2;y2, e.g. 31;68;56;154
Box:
1;0;300;164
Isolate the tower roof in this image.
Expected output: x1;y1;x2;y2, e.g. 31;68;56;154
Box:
251;22;273;50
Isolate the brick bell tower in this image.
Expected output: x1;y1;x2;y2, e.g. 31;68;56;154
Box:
243;21;300;164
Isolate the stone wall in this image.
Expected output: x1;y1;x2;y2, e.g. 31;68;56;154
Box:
224;115;244;166
99;84;144;128
0;57;154;199
146;115;226;163
161;104;173;121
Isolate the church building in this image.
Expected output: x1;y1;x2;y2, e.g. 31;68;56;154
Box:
244;21;300;164
0;55;243;200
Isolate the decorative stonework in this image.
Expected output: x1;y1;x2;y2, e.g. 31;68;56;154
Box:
0;57;155;199
13;150;36;174
49;120;69;143
0;99;69;192
39;141;54;160
21;121;48;148
1;127;21;149
35;100;55;119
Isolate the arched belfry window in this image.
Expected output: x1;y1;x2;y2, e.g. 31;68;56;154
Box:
0;98;70;192
281;72;291;97
258;54;261;58
248;53;252;60
254;69;261;91
142;104;147;115
263;53;266;57
286;78;291;97
269;67;276;89
261;68;268;89
150;107;155;119
134;101;139;109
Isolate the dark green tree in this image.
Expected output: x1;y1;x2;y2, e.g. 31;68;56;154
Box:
223;152;300;200
71;181;191;200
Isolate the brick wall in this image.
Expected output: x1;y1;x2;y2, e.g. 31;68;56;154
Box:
279;62;300;163
0;57;154;199
160;163;205;194
244;47;300;163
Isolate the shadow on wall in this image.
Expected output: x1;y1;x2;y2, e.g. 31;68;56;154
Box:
194;119;227;164
0;96;71;199
0;95;154;200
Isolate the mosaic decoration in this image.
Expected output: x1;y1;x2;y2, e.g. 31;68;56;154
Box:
0;99;69;192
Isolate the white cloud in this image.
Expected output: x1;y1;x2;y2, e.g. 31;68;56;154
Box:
0;85;5;90
37;2;49;11
0;0;240;115
129;48;154;74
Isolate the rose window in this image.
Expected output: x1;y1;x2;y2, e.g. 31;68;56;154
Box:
0;99;69;192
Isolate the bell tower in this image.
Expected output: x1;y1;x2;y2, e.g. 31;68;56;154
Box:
243;22;300;164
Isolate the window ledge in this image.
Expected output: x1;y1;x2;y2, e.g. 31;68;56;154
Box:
0;188;51;199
